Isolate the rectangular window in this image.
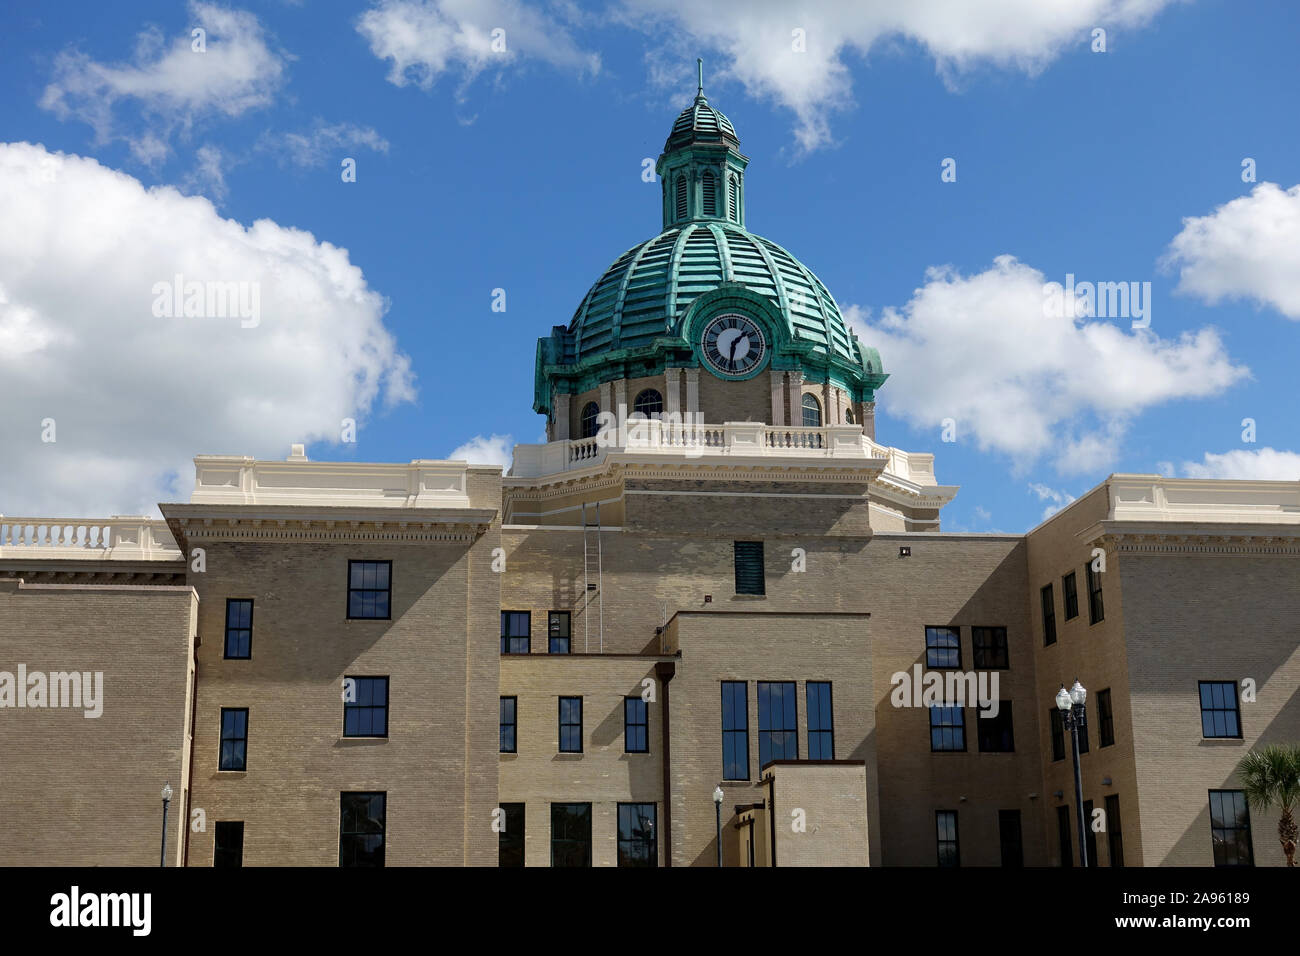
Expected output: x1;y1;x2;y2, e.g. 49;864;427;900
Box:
617;803;657;867
1097;689;1115;747
1057;805;1073;867
806;682;834;760
347;560;391;620
734;541;765;595
624;697;648;753
929;705;966;752
339;792;386;867
1199;681;1242;738
1050;708;1065;761
924;626;961;669
548;611;571;654
551;803;592;867
224;599;253;659
977;701;1014;753
343;676;388;738
936;811;959;867
500;696;517;753
971;626;1009;669
498;803;525;867
757;681;798;767
1209;790;1254;866
721;682;749;780
500;611;530;654
1062;571;1079;620
219;707;248;771
1040;584;1056;646
558;696;583;753
1086;562;1104;624
998;810;1023;867
1083;799;1098;867
1078;709;1090;754
1105;795;1124;867
214;821;244;868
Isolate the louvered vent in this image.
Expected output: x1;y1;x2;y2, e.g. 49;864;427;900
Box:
702;171;716;216
675;177;688;221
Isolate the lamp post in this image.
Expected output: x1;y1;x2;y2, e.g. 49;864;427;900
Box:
159;782;173;867
713;785;724;867
1055;680;1088;866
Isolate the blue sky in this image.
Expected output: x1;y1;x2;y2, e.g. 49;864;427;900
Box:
2;0;1298;530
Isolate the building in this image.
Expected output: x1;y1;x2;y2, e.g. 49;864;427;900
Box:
2;77;1297;868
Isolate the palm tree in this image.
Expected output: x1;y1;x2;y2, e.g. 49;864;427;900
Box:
1236;744;1300;866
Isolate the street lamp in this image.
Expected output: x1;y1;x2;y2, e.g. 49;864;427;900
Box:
160;782;173;867
1055;680;1088;866
713;785;724;867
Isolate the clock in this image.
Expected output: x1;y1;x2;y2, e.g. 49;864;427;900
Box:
700;312;767;377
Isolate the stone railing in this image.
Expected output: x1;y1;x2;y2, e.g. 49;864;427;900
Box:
0;516;181;560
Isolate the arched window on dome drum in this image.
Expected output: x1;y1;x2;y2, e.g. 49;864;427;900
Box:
728;176;738;221
580;402;600;439
701;171;717;216
675;176;688;221
802;393;822;428
845;406;855;425
633;389;663;419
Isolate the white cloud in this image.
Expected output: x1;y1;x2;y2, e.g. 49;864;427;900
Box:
1029;482;1077;520
357;0;599;95
617;0;1179;152
449;433;514;469
271;123;391;169
1182;448;1300;481
40;2;287;163
1163;182;1300;320
847;255;1249;475
0;142;414;517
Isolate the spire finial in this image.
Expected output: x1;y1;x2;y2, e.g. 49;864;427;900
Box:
697;57;704;99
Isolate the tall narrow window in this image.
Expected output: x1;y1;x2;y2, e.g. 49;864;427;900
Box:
1040;584;1056;645
548;611;570;654
580;402;600;439
925;626;961;669
998;810;1023;867
675;176;688;220
500;611;530;654
1097;688;1115;747
617;803;657;867
1086;562;1104;624
219;708;248;771
224;599;253;659
339;792;386;867
624;697;648;753
757;681;797;767
558;696;583;753
1199;681;1242;738
929;705;966;752
728;175;738;220
936;811;960;867
347;560;391;620
1050;708;1065;761
972;626;1009;669
343;676;389;738
977;701;1014;752
1209;790;1253;866
1083;799;1098;867
551;803;592;867
214;821;244;868
801;393;822;427
733;540;765;595
500;696;517;753
499;803;525;867
806;682;834;759
721;681;749;780
1057;805;1073;867
1105;795;1124;866
1062;571;1079;620
701;170;717;216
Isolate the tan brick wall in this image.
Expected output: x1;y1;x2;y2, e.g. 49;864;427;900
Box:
767;763;869;866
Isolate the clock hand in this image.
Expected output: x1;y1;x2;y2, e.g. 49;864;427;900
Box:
728;335;741;363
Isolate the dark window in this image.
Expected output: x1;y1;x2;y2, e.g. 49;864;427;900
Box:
624;697;648;753
558;696;583;753
733;541;765;595
757;681;798;767
972;626;1009;669
1041;584;1056;646
1105;795;1124;866
339;792;386;867
1209;790;1253;866
499;803;525;867
1200;681;1242;738
807;682;834;760
1097;689;1115;747
801;393;822;427
1083;799;1098;867
214;821;243;868
977;701;1014;752
1078;709;1090;754
1057;805;1073;867
728;175;738;220
551;803;592;867
998;810;1023;867
929;705;966;752
633;389;663;418
219;708;247;771
936;811;959;867
224;599;253;659
548;611;570;654
347;560;391;620
617;803;657;867
580;401;600;439
1062;571;1079;620
1050;708;1065;761
925;626;961;669
721;681;749;780
501;611;530;654
343;677;388;737
500;696;517;753
1086;562;1104;624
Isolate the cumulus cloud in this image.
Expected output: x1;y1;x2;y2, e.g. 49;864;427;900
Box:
449;433;514;468
357;0;599;95
1029;482;1078;520
846;255;1249;475
1182;448;1300;481
1163;182;1300;320
0;143;414;517
617;0;1179;151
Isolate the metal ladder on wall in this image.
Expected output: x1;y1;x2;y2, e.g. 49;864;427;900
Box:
581;501;604;653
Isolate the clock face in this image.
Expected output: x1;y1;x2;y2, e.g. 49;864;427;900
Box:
701;313;767;377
